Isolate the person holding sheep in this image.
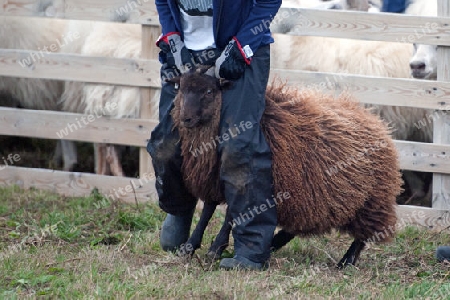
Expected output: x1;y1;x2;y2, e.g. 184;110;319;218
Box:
147;0;283;270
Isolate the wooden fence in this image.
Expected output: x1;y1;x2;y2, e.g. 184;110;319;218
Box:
0;0;449;230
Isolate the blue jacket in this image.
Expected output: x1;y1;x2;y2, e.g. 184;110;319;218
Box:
381;0;408;13
155;0;282;52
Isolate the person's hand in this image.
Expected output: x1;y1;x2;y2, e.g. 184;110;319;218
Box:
215;37;253;80
157;32;195;74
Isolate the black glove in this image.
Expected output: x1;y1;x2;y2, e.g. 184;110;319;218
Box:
215;37;253;80
157;32;195;74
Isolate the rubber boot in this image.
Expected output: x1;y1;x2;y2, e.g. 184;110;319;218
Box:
219;255;266;271
160;207;196;252
436;246;450;262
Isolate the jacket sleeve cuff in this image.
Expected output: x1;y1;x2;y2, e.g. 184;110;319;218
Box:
232;37;253;65
156;32;181;47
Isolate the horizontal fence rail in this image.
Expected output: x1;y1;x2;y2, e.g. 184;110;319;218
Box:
396;140;450;174
0;108;449;175
0;107;158;147
0;166;158;204
271;70;450;110
274;8;450;45
0;49;161;87
0;0;160;25
1;50;450;109
1;166;450;231
3;3;450;45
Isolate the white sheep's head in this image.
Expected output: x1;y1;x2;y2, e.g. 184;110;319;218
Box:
168;66;231;128
410;44;437;80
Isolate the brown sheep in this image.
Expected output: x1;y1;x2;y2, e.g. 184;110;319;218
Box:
170;67;403;268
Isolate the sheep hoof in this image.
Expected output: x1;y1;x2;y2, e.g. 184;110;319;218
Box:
176;242;196;257
206;250;221;262
336;239;365;269
207;241;229;262
336;258;355;269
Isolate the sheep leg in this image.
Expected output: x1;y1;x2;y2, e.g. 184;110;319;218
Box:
61;140;77;171
178;202;218;257
52;141;62;168
337;239;365;269
207;208;232;261
403;170;427;199
106;145;124;176
94;143;109;175
270;229;296;252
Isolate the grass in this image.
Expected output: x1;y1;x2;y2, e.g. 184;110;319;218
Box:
1;186;450;299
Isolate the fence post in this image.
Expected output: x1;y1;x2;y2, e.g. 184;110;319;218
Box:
433;0;450;209
139;24;160;179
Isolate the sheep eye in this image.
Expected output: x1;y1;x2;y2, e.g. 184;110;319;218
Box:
206;89;212;95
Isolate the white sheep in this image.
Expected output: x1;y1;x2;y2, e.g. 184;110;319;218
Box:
281;0;334;8
60;21;159;176
407;0;438;80
270;1;433;199
273;0;380;34
59;20;96;114
405;0;436;16
410;44;437;80
281;0;377;10
0;15;78;171
271;19;431;142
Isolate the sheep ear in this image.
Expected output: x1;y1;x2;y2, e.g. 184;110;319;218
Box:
219;78;232;89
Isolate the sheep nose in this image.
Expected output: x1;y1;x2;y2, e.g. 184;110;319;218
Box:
410;61;426;71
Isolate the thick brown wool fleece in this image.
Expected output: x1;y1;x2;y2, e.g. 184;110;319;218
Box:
263;84;402;242
173;78;402;243
172;74;225;205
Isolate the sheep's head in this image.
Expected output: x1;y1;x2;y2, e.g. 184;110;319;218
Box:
169;66;230;128
410;44;437;80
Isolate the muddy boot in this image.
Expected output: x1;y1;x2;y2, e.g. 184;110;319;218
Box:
160;208;195;252
219;255;266;271
436;246;450;262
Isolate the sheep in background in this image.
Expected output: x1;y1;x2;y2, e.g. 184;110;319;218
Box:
0;15;78;171
402;0;438;201
273;0;380;34
405;0;435;16
81;22;142;176
410;44;437;80
270;2;433;200
368;0;383;12
0;16;64;110
281;0;329;8
59;20;96;114
329;0;372;11
168;68;402;268
61;21;159;176
273;1;349;34
346;0;383;11
407;0;438;80
281;0;379;10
